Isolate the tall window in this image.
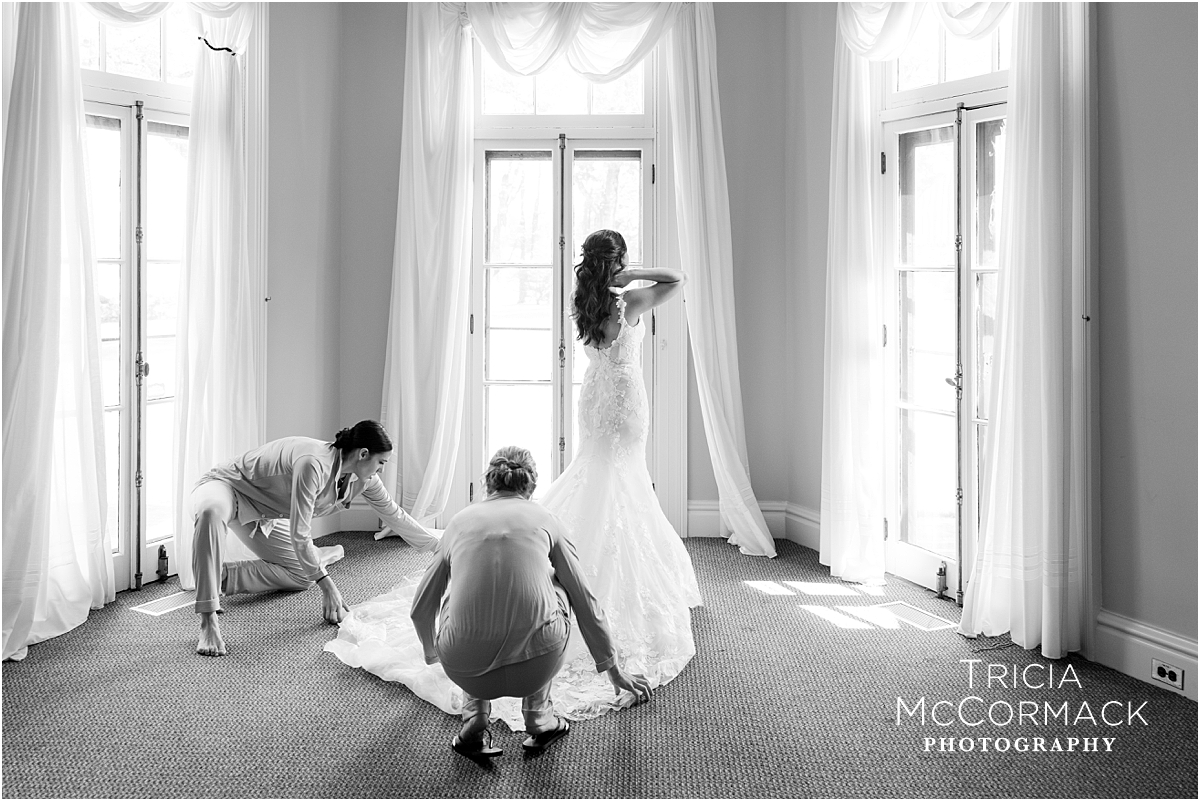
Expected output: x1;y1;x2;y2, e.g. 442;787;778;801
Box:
81;12;195;590
879;14;1010;599
462;46;664;509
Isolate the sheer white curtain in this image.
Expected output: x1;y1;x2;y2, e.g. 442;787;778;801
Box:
82;2;262;588
385;2;775;556
821;2;1008;585
379;2;474;523
172;3;261;587
2;2;113;661
959;2;1091;659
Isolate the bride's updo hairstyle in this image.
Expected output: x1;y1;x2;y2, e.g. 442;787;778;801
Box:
332;420;393;455
484;445;538;498
573;229;628;347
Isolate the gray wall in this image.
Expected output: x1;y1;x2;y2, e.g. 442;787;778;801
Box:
266;3;342;442
1097;2;1198;640
785;2;836;516
688;2;791;507
337;3;408;425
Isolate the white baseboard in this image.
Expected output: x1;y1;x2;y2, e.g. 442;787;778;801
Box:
339;503;383;533
687;500;820;553
1094;609;1197;701
783;503;821;551
318;500;382;539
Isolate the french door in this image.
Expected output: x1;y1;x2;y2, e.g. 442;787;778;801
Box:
881;105;1006;599
84;99;188;591
465;136;654;504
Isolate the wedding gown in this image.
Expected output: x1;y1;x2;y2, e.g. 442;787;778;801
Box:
325;293;702;731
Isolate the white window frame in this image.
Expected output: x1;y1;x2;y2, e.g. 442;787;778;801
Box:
452;43;688;535
875;55;1009;599
77;7;269;588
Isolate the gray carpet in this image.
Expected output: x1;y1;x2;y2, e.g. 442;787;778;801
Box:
2;534;1196;799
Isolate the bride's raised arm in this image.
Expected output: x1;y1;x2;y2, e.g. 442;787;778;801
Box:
613;266;687;323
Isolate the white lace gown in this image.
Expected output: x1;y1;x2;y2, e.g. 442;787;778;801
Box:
325;294;702;731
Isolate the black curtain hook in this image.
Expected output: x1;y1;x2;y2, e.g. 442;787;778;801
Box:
198;36;237;56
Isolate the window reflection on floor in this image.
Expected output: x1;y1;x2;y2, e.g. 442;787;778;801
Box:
742;581;954;631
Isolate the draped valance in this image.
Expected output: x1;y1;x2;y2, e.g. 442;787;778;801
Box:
83;2;252;51
462;1;686;81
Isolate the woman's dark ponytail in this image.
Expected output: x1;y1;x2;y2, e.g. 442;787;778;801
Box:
332;420;393;455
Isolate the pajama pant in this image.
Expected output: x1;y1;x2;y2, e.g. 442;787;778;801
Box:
191;479;314;614
443;642;568;734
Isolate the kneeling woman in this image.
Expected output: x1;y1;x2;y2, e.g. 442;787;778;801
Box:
191;420;437;656
410;446;650;757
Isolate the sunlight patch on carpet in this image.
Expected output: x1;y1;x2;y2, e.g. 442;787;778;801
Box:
130;591;195;617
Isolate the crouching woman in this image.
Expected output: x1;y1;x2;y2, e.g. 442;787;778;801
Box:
191;420;437;656
410;446;650;757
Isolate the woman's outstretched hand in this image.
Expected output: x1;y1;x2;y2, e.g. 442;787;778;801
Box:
318;576;351;624
607;665;652;704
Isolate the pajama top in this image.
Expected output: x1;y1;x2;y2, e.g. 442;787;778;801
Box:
410;496;617;678
198;436;438;582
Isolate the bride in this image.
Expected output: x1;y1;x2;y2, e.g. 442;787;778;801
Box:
326;229;700;730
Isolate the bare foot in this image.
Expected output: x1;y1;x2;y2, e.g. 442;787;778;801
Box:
197;611;226;656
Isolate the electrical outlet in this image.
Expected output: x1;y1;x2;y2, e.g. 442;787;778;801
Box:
1151;659;1184;690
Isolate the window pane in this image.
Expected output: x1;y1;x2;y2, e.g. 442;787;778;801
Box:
146;261;179;400
144;400;175;543
591;63;644;114
105;20;161;81
975;119;1006;269
487;153;553;264
105;409;121;552
146;122;189;262
145;334;176;401
975;272;997;421
96;261;122;407
164;3;197;85
899;408;957;558
486;384;552;494
899;126;955;268
79;15;101;70
899;270;956;412
896;10;940;91
488;268;551;328
945;31;992;83
488;330;551;382
85;115;123;260
571;151;643;264
535;57;588;115
481;52;534;115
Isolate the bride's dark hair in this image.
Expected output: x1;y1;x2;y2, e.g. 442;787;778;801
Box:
572;229;628;347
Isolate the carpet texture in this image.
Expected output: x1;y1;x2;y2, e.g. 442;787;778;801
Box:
2;534;1195;798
